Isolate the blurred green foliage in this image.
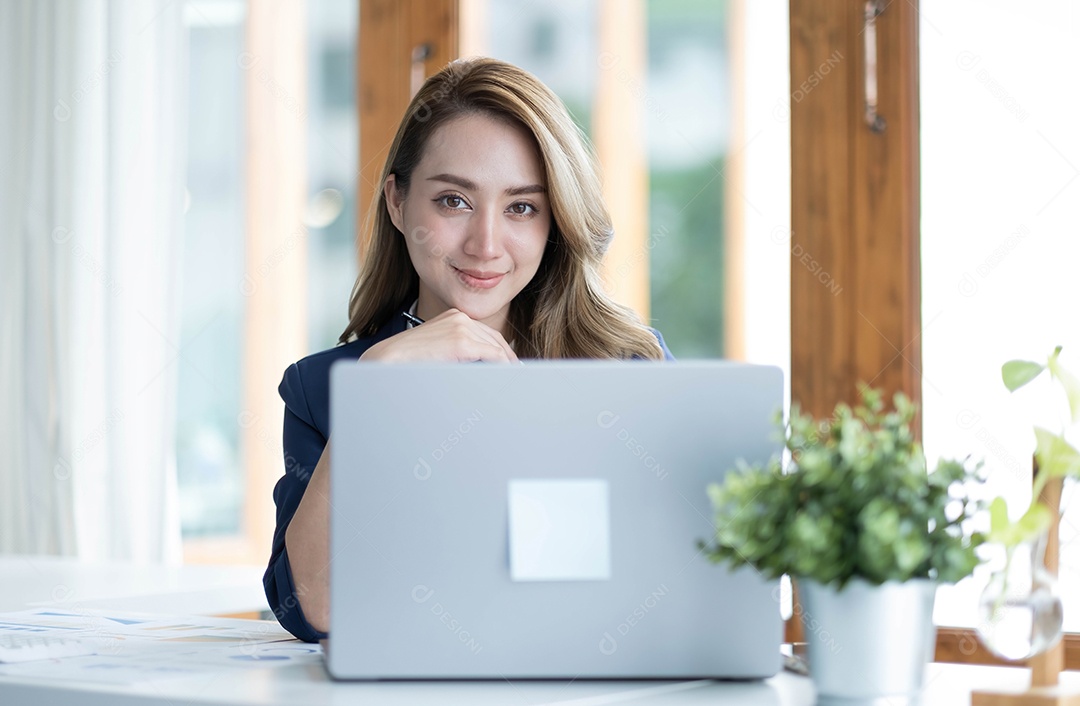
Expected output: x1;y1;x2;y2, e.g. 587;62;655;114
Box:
644;0;729;358
649;160;725;358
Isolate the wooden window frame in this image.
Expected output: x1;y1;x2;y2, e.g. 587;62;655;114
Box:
789;0;921;421
788;0;1079;670
358;0;459;251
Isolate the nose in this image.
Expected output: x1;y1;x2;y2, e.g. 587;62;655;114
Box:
462;208;503;260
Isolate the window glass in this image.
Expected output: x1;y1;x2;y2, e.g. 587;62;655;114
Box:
177;0;358;540
177;0;247;538
645;0;730;357
483;0;739;358
306;0;358;353
485;0;599;135
921;0;1080;629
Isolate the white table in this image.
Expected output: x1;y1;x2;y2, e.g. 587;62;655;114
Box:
4;657;1080;705
0;554;267;616
2;661;814;705
1;555;1075;705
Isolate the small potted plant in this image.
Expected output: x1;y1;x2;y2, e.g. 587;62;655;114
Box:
699;385;984;703
977;346;1080;663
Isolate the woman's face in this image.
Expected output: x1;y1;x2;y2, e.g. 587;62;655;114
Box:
384;112;552;338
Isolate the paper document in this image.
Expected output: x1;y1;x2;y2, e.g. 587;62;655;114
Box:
0;608;319;685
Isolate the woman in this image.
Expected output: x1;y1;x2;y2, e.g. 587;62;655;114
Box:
265;57;674;642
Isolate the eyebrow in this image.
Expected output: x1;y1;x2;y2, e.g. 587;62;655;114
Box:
427;173;546;197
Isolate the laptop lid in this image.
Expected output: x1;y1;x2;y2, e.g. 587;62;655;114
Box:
327;361;784;680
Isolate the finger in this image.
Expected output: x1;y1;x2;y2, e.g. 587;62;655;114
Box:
395;320;509;363
433;310;518;362
485;327;519;362
458;320;517;362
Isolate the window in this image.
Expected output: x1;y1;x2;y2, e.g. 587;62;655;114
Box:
470;0;789;361
177;0;792;568
179;0;358;563
177;0;247;540
645;1;731;357
305;0;358;353
920;0;1080;630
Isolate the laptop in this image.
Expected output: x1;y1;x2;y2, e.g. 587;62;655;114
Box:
327;360;784;680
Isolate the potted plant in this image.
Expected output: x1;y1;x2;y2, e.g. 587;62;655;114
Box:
698;385;985;703
977;346;1080;662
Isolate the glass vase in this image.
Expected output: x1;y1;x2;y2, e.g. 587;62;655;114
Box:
976;534;1064;661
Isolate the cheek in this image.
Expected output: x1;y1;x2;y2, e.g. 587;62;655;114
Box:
402;230;434;263
413;237;451;266
523;222;551;265
401;212;454;263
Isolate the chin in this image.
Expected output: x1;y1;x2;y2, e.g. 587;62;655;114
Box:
453;302;507;321
447;293;514;322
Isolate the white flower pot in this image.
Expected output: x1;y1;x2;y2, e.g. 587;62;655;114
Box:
798;578;937;705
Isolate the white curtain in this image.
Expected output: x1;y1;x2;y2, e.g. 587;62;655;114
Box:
0;0;187;562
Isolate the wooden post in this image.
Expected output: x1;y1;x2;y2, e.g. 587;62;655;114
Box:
1031;476;1064;689
789;0;923;423
357;0;458;256
594;0;650;322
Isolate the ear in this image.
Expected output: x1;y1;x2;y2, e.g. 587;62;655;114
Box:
384;174;406;234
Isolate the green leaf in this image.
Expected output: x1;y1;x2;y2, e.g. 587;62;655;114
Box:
1047;348;1080;424
1034;427;1080;479
986;499;1052;547
989;497;1009;536
1002;359;1045;392
1016;502;1053;539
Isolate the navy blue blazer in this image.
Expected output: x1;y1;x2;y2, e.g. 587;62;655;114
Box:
264;308;674;642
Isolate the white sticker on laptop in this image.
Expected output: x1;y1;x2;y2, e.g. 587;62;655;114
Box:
507;479;611;581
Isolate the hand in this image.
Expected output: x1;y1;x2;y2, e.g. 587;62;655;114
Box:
359;309;519;363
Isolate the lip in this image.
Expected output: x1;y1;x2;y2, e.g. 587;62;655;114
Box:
454;266;506;289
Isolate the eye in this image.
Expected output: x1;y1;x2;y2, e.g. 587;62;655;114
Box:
508;202;538;217
435;194;469;211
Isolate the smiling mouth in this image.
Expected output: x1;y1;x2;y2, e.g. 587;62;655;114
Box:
453;266;506;289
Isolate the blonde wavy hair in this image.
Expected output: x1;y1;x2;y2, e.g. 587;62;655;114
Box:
339;57;663;360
